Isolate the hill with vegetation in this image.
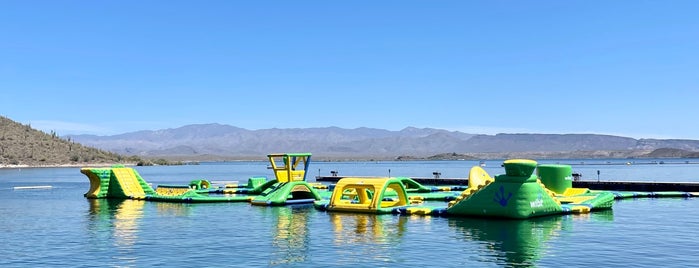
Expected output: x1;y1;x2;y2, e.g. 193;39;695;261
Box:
0;116;143;167
643;148;699;158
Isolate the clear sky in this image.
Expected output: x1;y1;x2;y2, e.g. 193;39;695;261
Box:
1;1;698;139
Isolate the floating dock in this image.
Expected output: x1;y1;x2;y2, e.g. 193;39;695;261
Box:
573;180;699;192
316;176;470;185
316;176;699;192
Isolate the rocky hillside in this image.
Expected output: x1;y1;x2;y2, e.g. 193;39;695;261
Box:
643;148;699;158
0;116;135;167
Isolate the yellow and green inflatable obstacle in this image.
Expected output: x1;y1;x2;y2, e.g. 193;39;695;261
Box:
315;159;616;218
314;177;412;214
82;165;156;199
313;176;460;215
81;153;324;205
390;159;692;218
445;159;615;218
250;153;323;206
81;165;254;202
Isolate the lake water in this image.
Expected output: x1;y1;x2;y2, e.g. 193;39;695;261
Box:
1;159;698;267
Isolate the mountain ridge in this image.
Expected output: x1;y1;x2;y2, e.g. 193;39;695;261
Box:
67;123;699;160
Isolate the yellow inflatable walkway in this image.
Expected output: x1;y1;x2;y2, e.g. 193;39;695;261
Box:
112;167;147;199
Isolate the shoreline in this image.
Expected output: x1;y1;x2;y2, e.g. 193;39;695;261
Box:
2;157;699;169
0;163;137;169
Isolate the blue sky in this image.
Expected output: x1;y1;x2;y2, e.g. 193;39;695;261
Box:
2;1;698;139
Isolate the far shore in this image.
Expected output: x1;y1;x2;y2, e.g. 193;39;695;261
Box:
2;156;699;169
0;163;137;169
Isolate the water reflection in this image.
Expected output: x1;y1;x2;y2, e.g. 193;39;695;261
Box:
87;199;145;245
330;213;406;245
87;199;145;266
447;216;568;266
327;213;407;263
88;200;195;238
270;206;312;266
113;206;140;246
569;208;615;222
154;202;192;217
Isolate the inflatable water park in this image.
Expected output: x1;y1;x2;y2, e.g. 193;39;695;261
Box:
81;153;697;219
82;153;324;206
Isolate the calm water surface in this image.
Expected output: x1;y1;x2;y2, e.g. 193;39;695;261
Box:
1;159;697;267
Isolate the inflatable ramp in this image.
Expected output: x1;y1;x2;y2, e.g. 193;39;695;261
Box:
81;165;155;199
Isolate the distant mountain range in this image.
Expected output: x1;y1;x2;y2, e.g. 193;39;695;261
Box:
67;123;699;160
